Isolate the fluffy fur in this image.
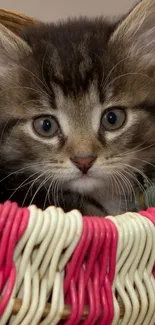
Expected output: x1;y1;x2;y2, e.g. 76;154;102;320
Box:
0;0;155;215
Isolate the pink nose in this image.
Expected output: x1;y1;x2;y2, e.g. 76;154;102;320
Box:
70;154;97;174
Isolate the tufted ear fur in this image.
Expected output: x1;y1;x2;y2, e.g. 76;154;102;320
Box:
110;0;155;66
0;22;31;56
0;22;31;82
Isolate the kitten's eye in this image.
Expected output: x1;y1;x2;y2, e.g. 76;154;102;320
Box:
33;116;59;137
101;108;126;131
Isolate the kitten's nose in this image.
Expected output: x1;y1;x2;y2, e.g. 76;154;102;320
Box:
70;154;97;174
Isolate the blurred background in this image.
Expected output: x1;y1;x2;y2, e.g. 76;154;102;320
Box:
0;0;138;21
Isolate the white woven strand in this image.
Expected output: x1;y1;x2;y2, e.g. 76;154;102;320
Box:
109;212;155;325
58;209;83;271
20;271;40;325
40;271;63;325
14;207;37;261
39;206;60;279
0;285;17;325
47;207;69;293
117;213;155;325
51;272;64;325
15;206;44;293
108;214;134;325
106;215;123;325
125;214;145;325
31;209;51;274
116;216;135;325
119;214;145;325
30;275;48;325
11;262;31;325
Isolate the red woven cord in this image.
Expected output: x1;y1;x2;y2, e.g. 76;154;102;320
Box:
64;218;89;295
74;267;85;325
0;201;30;317
63;216;118;325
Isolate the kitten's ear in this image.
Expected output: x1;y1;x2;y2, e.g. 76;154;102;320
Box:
0;22;31;59
110;0;155;62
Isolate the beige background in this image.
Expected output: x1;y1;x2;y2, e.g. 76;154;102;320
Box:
0;0;138;21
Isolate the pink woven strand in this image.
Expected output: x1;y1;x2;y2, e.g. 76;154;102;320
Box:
17;207;30;240
91;262;101;325
105;275;114;325
82;278;95;325
74;218;93;285
64;218;87;295
140;209;155;226
106;220;118;324
4;208;23;280
64;216;118;325
0;201;12;235
64;277;78;325
82;218;102;325
84;218;100;285
0;202;18;270
0;202;18;293
99;220;112;325
108;219;118;284
99;220;112;286
74;267;85;325
0;202;30;317
0;263;16;316
147;208;155;220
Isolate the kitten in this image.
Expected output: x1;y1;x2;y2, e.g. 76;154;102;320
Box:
0;0;155;216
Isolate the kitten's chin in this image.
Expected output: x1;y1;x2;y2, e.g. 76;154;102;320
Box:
68;176;102;194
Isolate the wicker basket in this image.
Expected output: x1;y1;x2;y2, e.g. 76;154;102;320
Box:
0;8;39;34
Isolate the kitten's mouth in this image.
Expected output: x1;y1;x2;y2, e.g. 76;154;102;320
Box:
80;174;90;179
68;174;102;194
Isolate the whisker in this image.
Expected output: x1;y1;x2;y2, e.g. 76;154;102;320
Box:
122;163;153;188
0;164;39;184
43;174;57;209
111;172;122;213
131;157;155;170
106;72;155;90
103;56;130;89
116;163;154;201
7;171;39;202
52;178;60;207
116;169;135;199
28;172;51;206
123;142;155;156
0;85;50;100
113;170;128;211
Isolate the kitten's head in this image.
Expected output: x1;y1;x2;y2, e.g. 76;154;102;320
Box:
0;0;155;210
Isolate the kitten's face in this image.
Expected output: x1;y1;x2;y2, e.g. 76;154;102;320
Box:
1;0;155;213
